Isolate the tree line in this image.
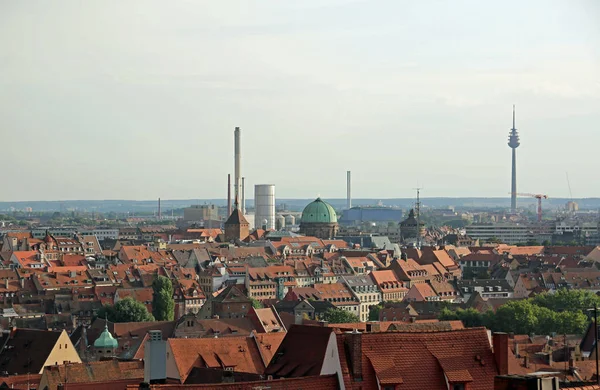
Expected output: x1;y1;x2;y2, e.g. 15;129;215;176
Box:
439;288;598;335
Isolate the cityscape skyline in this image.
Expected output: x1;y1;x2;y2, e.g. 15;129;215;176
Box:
1;0;599;202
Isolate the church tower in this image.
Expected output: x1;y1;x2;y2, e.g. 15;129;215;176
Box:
224;198;249;242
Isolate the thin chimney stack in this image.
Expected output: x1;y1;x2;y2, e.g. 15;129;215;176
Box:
227;174;232;216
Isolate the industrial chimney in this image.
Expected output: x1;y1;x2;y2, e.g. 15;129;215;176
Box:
234;127;241;211
158;198;161;220
347;171;352;209
227;174;232;216
241;177;246;215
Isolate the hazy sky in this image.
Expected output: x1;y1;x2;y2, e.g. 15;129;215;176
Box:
1;0;599;201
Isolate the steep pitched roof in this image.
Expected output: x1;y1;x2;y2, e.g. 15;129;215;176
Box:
225;209;249;225
338;328;497;390
41;360;143;390
212;285;250;304
0;329;63;375
265;325;333;378
123;375;339;390
168;336;265;382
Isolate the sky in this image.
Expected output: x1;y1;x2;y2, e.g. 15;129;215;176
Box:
1;0;599;201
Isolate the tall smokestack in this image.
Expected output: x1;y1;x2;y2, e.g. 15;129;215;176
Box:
227;174;232;216
158;198;161;220
234;127;241;210
347;171;352;209
241;177;246;215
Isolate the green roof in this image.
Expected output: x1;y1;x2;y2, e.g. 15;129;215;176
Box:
301;198;338;224
94;325;118;349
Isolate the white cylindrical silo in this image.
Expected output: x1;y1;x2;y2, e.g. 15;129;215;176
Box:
276;215;286;230
254;184;275;230
285;214;296;226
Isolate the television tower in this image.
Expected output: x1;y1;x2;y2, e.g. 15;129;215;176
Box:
508;105;520;213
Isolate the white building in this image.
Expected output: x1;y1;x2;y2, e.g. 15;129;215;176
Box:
466;223;533;244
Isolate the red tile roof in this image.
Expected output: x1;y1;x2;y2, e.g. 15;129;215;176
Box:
338;327;497;390
124;375;338;390
168;336;265;382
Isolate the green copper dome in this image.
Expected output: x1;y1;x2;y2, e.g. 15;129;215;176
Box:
94;324;118;349
301;198;338;224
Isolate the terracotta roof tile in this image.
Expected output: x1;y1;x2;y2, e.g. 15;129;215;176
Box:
168;336;265;382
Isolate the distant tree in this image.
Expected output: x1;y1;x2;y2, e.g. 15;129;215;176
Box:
98;297;154;323
368;303;384;321
486;237;503;244
531;289;600;313
322;308;360;324
446;219;469;229
541;240;551;246
152;275;175;321
250;298;264;309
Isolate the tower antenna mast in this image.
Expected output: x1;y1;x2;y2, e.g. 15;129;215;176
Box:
508;104;520;213
413;187;423;248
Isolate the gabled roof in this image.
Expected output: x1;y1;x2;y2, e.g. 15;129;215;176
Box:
337;328;497;390
212;285;251;304
432;250;458;269
41;359;143;390
0;329;63;375
168;336;265;382
265;325;333;378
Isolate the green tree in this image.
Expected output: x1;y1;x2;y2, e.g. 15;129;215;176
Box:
322;308;360;323
152;275;175;321
494;300;539;334
368;304;384;321
250;298;264;309
531;289;600;313
98;297;154;323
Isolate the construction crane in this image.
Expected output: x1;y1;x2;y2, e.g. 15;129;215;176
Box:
510;193;549;222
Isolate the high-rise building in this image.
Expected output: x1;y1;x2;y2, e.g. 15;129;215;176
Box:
508;105;520;213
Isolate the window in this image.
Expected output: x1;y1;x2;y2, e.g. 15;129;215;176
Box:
453;384;465;390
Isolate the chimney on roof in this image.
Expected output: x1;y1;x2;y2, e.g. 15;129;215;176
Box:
493;332;509;375
365;322;380;333
144;330;167;384
344;329;363;382
524;355;530;368
19;278;24;289
4;279;7;290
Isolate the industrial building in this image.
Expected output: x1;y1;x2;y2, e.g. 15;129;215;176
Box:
183;205;219;223
338;206;403;226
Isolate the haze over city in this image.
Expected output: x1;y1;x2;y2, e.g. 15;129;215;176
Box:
1;0;599;201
